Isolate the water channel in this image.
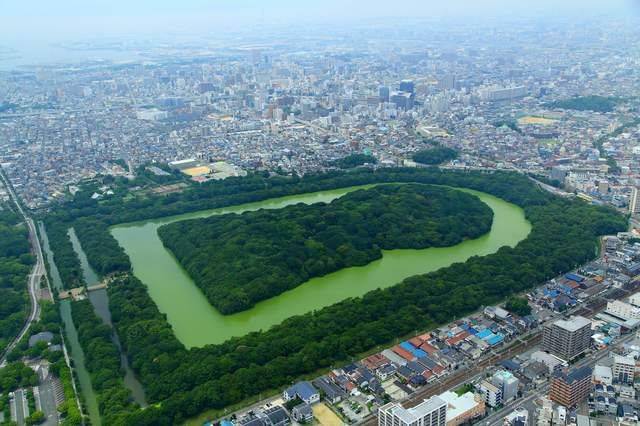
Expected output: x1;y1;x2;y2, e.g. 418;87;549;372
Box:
67;229;148;407
38;223;101;426
110;185;532;348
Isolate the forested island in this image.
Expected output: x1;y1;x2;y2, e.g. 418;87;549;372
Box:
41;168;626;425
412;147;458;165
158;185;493;314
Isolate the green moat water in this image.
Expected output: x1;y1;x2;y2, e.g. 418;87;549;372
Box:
111;185;531;348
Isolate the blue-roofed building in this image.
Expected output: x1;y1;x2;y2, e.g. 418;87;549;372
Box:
476;329;493;339
412;349;427;358
467;327;479;335
486;334;505;346
544;289;559;298
400;341;415;352
283;381;320;405
565;273;585;283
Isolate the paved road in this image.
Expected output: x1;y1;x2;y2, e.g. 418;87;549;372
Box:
0;166;48;365
14;389;28;426
38;378;61;426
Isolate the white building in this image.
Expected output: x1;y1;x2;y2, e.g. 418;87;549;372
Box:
379;396;447;426
492;370;519;402
593;365;613;385
629;293;640;308
630;187;640;215
479;380;502;407
606;300;640;320
612;354;636;384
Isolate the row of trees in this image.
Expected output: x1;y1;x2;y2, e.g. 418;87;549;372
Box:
159;185;492;314
0;206;32;352
67;169;626;425
70;300;139;424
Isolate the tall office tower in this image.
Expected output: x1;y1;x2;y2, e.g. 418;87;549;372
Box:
378;86;390;103
629;187;640;214
399;79;415;94
549;366;592;408
542;316;592;362
378;396;447;426
438;75;456;91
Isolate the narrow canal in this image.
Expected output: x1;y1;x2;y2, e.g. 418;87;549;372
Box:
67;229;148;407
38;223;101;426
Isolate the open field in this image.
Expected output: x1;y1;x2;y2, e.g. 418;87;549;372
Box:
313;402;343;426
517;115;557;126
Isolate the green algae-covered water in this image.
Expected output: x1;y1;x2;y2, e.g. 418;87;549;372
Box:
110;185;531;348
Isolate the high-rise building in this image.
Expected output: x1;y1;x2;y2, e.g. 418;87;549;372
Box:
612;354;636;384
378;396;447;426
629;187;640;215
400;79;415;94
491;370;519;402
378;86;390;103
549;366;592;408
542;316;592;361
437;75;456;91
390;91;414;110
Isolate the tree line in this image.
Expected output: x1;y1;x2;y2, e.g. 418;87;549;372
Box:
159;185;492;314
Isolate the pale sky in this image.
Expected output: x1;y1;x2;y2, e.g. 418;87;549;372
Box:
1;0;639;42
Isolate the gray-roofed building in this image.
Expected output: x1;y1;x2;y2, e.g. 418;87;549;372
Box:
312;377;345;404
263;406;290;426
29;331;54;348
283;381;319;405
291;403;313;423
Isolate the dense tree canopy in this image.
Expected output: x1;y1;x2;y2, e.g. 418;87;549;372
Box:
71;300;139;424
0;206;32;352
504;296;532;317
45;168;626;424
412;147;458;165
331;154;377;169
159;185;492;314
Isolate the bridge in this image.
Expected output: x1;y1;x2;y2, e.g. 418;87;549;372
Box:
58;282;108;300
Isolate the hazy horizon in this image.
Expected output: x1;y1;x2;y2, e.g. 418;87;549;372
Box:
2;0;640;44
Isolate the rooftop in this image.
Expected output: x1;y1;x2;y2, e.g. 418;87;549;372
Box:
554;316;591;332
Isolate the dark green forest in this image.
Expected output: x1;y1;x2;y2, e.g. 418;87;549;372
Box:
42;168;626;424
412;147;458;165
159;185;492;314
331;153;377;169
70;300;139;424
0;206;32;352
